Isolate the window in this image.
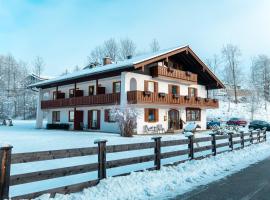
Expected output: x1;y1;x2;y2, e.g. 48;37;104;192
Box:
113;81;121;93
145;108;159;122
104;109;116;122
69;89;75;98
186;108;201;121
52;111;60;123
89;85;95;95
53;91;57;100
69;111;74;122
144;81;158;93
148;81;155;93
170;85;179;95
188;87;197;97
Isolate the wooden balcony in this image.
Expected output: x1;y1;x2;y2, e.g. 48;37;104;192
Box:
150;65;197;83
127;91;218;108
41;93;120;109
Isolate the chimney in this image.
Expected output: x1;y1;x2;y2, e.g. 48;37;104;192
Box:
127;55;132;59
103;57;112;65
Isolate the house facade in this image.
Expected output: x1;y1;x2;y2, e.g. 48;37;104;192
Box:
31;46;224;134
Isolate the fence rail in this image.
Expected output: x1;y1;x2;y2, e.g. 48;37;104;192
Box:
0;129;267;200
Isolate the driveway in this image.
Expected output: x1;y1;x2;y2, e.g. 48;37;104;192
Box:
171;156;270;200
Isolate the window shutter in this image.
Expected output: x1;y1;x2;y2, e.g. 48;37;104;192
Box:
104;109;109;122
168;84;172;94
154;82;158;93
144;81;148;91
155;109;159;122
144;108;149;122
195;88;198;97
88;110;92;129
177;86;180;95
188;88;191;97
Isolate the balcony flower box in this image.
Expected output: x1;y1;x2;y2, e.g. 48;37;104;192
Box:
159;92;166;97
205;98;210;102
184;95;190;100
144;91;152;96
173;94;180;98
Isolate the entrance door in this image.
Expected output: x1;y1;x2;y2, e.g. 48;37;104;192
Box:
168;109;180;130
74;110;84;130
88;110;100;129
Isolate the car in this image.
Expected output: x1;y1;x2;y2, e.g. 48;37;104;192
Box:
207;118;221;129
248;120;270;131
226;118;247;127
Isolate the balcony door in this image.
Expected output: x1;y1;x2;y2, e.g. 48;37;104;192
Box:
168;109;180;130
74;110;84;130
88;110;100;130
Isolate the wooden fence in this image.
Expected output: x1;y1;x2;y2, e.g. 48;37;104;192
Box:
0;129;267;200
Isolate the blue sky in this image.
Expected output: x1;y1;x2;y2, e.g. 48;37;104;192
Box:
0;0;270;76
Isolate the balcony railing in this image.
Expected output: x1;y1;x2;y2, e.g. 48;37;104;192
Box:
127;91;218;108
41;93;120;109
150;65;197;83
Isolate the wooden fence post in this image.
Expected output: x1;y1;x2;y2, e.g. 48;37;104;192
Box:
240;131;244;149
152;137;161;170
187;135;194;159
0;145;13;200
263;128;267;142
228;132;233;151
94;140;107;180
249;130;253;144
210;133;216;156
257;129;260;143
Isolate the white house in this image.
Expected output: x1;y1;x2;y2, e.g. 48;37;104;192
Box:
31;45;224;134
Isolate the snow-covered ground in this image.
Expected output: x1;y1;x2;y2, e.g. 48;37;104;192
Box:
36;141;270;200
0;120;212;198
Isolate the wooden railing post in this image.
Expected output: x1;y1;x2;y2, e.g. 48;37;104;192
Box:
187;135;194;159
249;130;253;144
0;145;12;200
94;140;107;180
240;131;244;149
228;132;233;151
210;133;216;156
152;137;161;170
257;129;260;143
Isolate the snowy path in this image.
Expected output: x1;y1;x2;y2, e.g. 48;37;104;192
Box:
173;156;270;200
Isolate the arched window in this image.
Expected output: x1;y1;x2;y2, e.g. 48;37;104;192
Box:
130;78;137;91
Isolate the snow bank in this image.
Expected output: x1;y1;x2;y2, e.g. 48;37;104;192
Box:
36;141;270;200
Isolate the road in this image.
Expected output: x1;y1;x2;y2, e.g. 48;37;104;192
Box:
171;156;270;200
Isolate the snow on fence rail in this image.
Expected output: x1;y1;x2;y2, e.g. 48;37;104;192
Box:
0;129;267;200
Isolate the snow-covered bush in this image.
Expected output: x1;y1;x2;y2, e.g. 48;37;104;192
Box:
112;106;139;137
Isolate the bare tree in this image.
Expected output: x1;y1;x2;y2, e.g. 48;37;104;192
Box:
88;45;104;66
250;55;270;109
112;106;139;137
103;38;119;61
206;54;221;98
150;39;160;52
33;56;44;77
221;44;242;104
119;38;136;60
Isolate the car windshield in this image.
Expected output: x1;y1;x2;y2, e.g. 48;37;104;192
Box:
230;118;239;121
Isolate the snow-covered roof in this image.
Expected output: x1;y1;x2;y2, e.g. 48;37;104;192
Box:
30;45;187;88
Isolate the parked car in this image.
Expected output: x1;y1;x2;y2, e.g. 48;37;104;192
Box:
226;118;247;127
207;118;221;129
248;120;270;131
